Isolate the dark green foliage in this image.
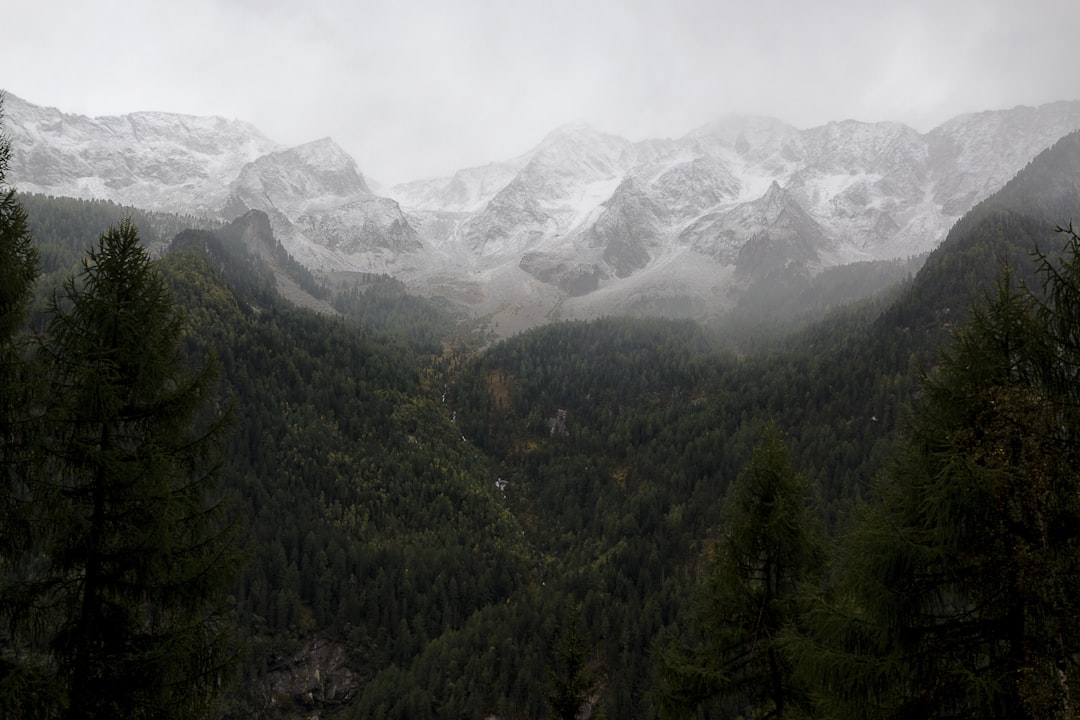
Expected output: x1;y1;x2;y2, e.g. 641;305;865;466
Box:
157;226;535;718
656;424;823;719
445;310;908;716
798;227;1080;720
331;273;460;354
0;91;47;720
0;90;39;501
30;220;239;719
879;131;1080;353
18;191;221;334
0;104;38;347
2;123;1076;720
214;210;330;302
548;607;603;720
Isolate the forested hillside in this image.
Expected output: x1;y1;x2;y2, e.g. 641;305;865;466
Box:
4;119;1080;718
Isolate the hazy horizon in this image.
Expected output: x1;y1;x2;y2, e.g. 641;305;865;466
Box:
8;0;1080;184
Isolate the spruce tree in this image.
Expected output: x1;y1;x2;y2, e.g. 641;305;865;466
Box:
656;423;823;719
36;219;237;719
800;232;1080;720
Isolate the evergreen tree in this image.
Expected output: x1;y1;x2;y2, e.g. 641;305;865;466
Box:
656;423;823;719
0;92;38;351
0;89;40;520
35;219;238;719
800;231;1080;720
0;90;47;719
548;606;603;720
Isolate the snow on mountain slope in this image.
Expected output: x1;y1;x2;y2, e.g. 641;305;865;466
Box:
392;160;526;213
223;138;420;260
5;93;421;267
5;92;278;215
387;103;1080;330
228;137;373;215
927;102;1080;215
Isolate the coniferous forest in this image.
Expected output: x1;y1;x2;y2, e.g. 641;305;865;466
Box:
4;95;1080;719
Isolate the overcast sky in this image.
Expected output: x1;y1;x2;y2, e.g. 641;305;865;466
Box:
6;0;1080;185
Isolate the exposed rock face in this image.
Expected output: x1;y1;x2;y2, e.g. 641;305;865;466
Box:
588;178;665;277
461;177;558;255
226;138;420;256
680;181;827;275
227;138;373;214
266;638;359;712
519;252;606;296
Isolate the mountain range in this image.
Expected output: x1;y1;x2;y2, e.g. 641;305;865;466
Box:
7;91;1080;331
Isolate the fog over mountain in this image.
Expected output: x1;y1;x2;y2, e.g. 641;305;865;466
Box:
7;92;1080;331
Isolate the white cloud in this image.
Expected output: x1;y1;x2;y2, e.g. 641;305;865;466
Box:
7;0;1080;184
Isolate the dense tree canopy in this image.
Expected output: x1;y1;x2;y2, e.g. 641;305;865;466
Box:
1;123;1078;720
656;423;823;719
38;220;238;719
798;227;1080;720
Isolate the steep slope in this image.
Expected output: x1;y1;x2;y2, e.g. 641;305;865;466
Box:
926;102;1080;215
456;124;635;255
681;180;828;271
17;132;1080;719
224;138;421;264
876;129;1080;354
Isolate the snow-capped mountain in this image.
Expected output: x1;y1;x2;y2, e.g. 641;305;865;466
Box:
393;103;1080;325
6;91;1080;331
5;93;420;271
224;138;419;264
4;93;278;215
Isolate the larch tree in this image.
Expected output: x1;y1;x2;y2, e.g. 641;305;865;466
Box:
0;89;40;527
0;90;49;719
36;219;238;720
656;423;823;719
799;228;1080;720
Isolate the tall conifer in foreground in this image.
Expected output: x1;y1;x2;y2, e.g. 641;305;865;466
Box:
656;423;823;719
798;227;1080;720
0;90;49;719
37;219;238;720
0;90;40;534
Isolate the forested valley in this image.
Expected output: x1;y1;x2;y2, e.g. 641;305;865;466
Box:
4;111;1080;719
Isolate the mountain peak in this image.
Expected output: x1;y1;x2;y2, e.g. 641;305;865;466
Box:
237;140;372;200
287;137;360;173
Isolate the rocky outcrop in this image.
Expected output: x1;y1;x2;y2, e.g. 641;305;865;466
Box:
519;252;606;295
266;638;359;713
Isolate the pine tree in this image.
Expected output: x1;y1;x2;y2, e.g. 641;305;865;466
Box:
656;423;823;719
800;234;1080;720
36;219;238;719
